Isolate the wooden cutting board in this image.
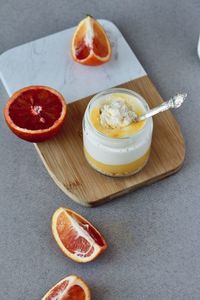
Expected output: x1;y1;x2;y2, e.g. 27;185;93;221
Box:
0;20;185;206
35;76;185;206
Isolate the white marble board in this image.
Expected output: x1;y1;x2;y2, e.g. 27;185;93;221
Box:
0;19;146;100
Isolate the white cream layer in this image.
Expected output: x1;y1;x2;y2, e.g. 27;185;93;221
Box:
83;120;152;165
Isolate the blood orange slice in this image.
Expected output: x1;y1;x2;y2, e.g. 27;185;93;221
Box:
52;208;107;263
72;16;112;66
42;275;91;300
4;86;67;142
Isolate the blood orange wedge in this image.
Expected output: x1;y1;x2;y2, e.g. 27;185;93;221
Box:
52;207;107;263
42;275;91;300
72;16;112;66
4;86;67;142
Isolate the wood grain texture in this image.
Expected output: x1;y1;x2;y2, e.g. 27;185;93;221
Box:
35;76;185;206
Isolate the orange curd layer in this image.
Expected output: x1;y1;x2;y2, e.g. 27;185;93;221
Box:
84;148;150;176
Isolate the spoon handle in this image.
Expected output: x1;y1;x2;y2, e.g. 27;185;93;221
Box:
137;101;171;121
136;93;187;122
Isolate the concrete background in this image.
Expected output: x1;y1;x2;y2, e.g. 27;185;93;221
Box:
0;0;200;299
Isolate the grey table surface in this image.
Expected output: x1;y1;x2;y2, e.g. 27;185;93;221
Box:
0;1;200;299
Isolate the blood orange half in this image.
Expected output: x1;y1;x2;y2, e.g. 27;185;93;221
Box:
72;16;112;66
52;207;107;263
4;86;67;142
42;275;91;300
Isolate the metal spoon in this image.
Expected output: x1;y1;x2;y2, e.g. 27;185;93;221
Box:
135;93;187;122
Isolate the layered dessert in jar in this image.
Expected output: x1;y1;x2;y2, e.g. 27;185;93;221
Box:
83;88;153;177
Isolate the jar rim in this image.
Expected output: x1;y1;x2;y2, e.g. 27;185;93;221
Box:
85;87;152;141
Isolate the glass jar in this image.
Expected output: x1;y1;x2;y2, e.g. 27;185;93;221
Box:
83;88;153;177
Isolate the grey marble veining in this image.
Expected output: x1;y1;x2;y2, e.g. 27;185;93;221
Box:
0;19;146;100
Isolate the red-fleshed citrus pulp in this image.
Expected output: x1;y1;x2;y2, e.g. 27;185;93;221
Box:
52;207;107;263
72;16;112;65
4;86;67;142
42;275;91;300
